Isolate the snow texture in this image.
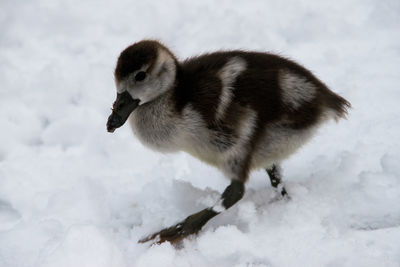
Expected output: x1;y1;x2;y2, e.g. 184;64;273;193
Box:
1;0;400;266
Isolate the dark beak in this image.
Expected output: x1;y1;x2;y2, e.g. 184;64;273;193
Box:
107;91;140;133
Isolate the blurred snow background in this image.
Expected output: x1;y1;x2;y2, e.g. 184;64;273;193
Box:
1;0;400;266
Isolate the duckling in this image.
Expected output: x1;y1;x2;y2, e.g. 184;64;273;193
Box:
106;40;350;244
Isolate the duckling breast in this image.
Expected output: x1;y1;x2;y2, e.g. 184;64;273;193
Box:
128;93;182;153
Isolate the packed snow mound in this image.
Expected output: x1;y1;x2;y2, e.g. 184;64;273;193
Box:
1;0;400;266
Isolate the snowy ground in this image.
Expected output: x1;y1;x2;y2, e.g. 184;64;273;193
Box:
1;0;400;266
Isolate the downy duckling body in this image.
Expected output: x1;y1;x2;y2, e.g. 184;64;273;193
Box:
107;40;350;244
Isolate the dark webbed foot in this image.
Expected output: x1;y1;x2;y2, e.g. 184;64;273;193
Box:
139;180;245;245
277;184;289;198
138;208;218;244
138;222;186;245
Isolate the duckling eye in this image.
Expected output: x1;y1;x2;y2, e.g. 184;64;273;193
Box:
135;71;146;82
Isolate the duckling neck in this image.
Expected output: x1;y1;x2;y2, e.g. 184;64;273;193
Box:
128;91;180;152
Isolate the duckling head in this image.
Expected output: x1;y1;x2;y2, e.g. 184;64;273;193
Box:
107;40;177;133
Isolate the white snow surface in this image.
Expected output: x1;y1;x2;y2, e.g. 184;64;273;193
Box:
1;0;400;266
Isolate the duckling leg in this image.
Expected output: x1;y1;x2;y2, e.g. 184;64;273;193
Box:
266;164;288;197
138;180;245;245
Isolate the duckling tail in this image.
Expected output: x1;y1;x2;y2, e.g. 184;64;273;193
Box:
323;89;351;121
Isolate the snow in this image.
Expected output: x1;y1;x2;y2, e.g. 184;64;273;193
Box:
1;0;400;266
